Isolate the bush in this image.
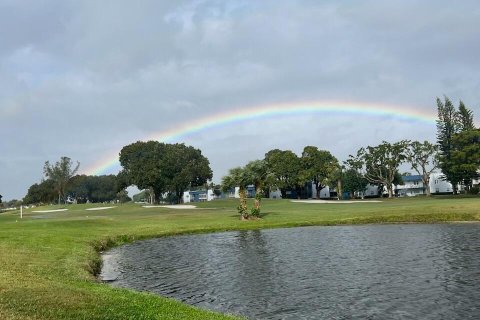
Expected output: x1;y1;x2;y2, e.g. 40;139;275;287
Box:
469;185;480;195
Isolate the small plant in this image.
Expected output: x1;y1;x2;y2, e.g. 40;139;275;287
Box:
251;193;262;217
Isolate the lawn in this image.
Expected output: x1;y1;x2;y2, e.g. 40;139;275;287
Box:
0;197;479;319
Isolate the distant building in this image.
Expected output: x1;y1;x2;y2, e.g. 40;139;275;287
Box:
394;172;458;196
227;170;474;201
182;189;215;203
395;175;424;197
268;182;337;199
428;172;455;194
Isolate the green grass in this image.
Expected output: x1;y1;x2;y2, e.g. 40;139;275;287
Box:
1;197;479;319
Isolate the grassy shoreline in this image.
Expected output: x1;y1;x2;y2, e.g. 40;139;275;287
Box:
1;197;479;319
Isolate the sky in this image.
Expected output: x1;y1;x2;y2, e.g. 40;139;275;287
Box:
1;0;480;200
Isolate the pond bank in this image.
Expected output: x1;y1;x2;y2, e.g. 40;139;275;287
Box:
1;198;479;319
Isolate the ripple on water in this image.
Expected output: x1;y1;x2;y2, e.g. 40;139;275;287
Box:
101;224;480;319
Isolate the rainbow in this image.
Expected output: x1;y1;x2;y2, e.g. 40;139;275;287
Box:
83;100;436;175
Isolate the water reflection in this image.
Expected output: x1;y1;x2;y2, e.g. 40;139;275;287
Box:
101;224;480;319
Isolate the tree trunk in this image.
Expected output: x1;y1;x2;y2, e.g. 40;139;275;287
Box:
316;184;321;199
254;186;261;211
239;187;248;220
387;185;393;198
175;190;182;204
149;188;155;204
337;180;343;200
424;176;431;196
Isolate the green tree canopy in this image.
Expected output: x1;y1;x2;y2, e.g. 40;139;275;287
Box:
119;141;167;202
119;141;212;204
162;143;213;203
348;140;409;198
264;149;303;198
23;179;57;205
301;146;339;199
451;129;480;191
66;175;120;203
341;168;368;199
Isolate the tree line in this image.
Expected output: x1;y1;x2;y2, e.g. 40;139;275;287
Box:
222;96;479;220
22;141;213;205
23;157;131;205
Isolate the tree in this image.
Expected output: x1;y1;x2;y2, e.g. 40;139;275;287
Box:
162;143;213;203
64;175;124;203
66;175;89;202
5;199;22;208
451;129;480;192
0;194;2;204
119;141;212;204
209;183;222;197
341;168;368;199
132;190;150;203
436;96;475;193
222;166;250;220
115;190;131;203
301;146;339;199
264;149;303;198
23;179;57;205
244;159;268;216
43;157;80;204
119;141;167;203
348;140;409;198
406;141;439;196
457;101;475;131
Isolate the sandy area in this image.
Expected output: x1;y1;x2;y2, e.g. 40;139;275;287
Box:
142;205;198;209
85;207;116;211
291;200;382;204
32;209;69;213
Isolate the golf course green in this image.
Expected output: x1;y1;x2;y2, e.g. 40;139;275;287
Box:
1;197;479;319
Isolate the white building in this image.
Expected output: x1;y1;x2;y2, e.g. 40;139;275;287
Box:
429;172;455;194
182;189;215;203
396;175;425;197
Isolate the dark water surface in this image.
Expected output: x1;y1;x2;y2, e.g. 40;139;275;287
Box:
101;224;480;319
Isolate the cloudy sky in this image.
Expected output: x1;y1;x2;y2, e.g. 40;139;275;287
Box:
1;0;479;200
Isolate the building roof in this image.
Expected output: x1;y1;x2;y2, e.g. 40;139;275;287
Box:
401;175;422;182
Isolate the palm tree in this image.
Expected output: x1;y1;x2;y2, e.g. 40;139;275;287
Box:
222;167;250;220
244;160;269;216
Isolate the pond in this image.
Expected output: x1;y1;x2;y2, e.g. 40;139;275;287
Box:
101;224;480;319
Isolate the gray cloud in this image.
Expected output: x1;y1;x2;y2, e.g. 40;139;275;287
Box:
1;0;479;199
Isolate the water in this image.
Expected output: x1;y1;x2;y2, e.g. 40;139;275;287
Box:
101;224;480;319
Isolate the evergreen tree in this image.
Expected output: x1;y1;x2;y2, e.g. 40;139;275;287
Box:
457;101;475;131
436;96;461;193
451;129;480;191
436;97;477;193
